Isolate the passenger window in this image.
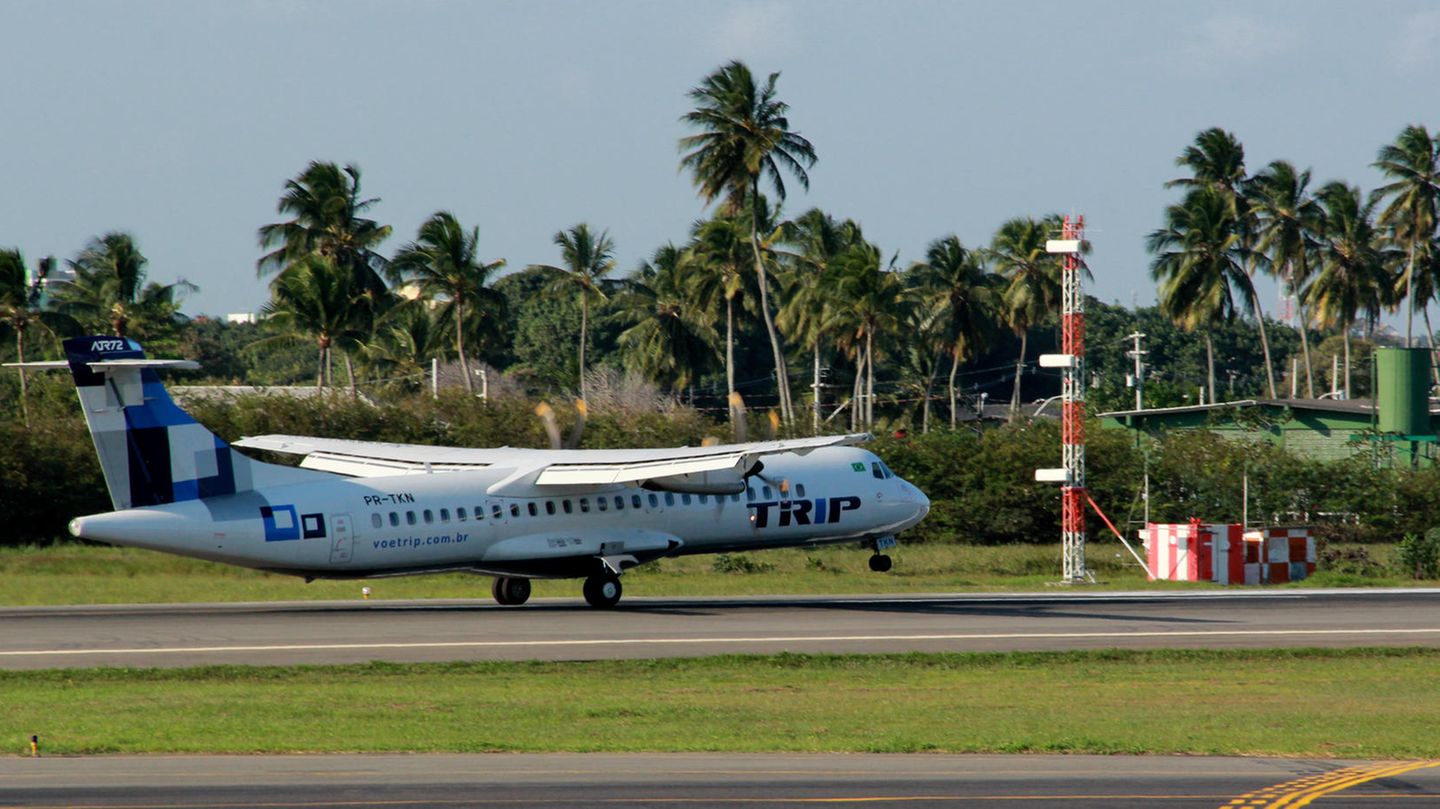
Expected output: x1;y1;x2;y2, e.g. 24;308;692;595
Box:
664;493;675;507
762;485;773;499
546;501;557;515
475;505;485;520
648;494;659;508
406;511;417;526
491;504;502;519
527;502;538;517
440;508;450;522
746;486;756;501
796;483;806;498
423;509;434;524
457;507;467;521
371;513;383;529
579;498;590;513
614;495;625;510
731;493;741;503
389;512;400;527
597;497;608;512
632;495;643;509
563;499;574;514
681;494;692;506
510;503;520;518
699;494;708;504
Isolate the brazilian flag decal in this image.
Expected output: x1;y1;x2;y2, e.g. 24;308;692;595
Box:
852;462;866;472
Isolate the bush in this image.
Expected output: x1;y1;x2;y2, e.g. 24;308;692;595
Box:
1397;530;1440;580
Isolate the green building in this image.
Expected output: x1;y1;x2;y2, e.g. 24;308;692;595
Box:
1099;347;1438;466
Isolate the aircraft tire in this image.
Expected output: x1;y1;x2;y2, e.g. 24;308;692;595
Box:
583;573;623;609
492;576;532;606
868;554;893;573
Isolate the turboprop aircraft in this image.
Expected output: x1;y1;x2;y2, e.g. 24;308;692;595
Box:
18;336;930;608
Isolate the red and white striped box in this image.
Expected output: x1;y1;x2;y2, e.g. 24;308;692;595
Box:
1143;522;1244;583
1242;527;1315;583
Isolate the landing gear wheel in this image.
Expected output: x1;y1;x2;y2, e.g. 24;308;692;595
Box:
583;573;623;609
492;576;532;606
868;554;893;573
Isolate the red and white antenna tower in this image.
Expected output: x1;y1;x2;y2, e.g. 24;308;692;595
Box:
1035;215;1093;583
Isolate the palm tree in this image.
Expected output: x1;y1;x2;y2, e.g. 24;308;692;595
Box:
260;255;362;388
909;235;1003;427
390;211;507;394
679;60;817;425
54;232;192;339
1306;182;1397;397
356;301;450;396
532;223;618;400
831;241;910;430
257;161;393;296
1148;187;1258;401
1372;125;1440;348
989;217;1060;416
776;208;855;432
1248;160;1324;397
686;213;756;412
1168;128;1278;397
613;244;716;394
0;251;69;425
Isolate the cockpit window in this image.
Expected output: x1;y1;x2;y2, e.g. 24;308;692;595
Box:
871;462;884;479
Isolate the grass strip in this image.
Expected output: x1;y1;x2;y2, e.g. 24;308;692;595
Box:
4;647;1439;758
0;543;1413;606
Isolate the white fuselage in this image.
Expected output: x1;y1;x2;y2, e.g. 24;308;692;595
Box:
71;446;930;579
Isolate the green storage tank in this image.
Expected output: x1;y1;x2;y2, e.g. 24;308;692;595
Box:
1375;347;1432;436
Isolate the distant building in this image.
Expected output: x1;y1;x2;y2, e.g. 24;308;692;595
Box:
224;312;257;325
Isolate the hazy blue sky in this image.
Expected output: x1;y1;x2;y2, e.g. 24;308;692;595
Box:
3;0;1437;318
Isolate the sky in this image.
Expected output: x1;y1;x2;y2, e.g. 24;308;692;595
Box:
3;0;1438;318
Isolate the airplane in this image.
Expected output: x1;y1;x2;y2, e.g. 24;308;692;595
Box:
15;335;930;608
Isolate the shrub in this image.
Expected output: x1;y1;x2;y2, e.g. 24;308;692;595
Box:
711;553;774;574
1397;530;1440;580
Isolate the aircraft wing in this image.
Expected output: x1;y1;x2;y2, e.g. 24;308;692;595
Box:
232;432;872;494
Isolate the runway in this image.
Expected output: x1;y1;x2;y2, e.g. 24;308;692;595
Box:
3;588;1440;669
4;753;1440;808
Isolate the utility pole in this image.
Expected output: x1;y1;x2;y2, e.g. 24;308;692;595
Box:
1125;332;1146;411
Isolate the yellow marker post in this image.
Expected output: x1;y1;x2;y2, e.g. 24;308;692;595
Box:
29;734;38;757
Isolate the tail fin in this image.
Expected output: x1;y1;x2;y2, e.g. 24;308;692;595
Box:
62;335;317;510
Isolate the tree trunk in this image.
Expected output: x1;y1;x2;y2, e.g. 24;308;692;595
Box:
811;339;821;436
851;349;865;432
455;296;473;395
865;330;875;429
1205;333;1215;404
947;349;961;429
1011;331;1028;418
16;328;29;427
344;352;357;399
316;342;325;389
1250;284;1278;398
1343;327;1351;399
1405;240;1416;348
1423;305;1440;391
579;295;589;401
749;183;792;425
1289;262;1314;398
725;295;736;429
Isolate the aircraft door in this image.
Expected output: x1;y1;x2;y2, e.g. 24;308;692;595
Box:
328;513;353;564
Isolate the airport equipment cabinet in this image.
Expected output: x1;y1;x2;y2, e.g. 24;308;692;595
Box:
1143;521;1314;584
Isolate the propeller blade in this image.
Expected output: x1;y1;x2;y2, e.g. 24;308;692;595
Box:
535;402;562;450
565;399;588;449
729;392;747;443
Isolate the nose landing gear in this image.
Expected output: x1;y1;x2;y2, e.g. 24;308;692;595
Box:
868;535;897;573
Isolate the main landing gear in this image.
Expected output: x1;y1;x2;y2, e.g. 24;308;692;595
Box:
492;576;532;606
583;571;623;609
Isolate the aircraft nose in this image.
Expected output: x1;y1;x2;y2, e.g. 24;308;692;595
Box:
896;478;930;518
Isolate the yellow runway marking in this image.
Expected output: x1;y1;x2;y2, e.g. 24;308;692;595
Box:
1223;760;1440;808
6;626;1440;659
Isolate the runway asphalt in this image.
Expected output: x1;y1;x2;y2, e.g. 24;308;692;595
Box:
4;753;1440;808
2;588;1440;669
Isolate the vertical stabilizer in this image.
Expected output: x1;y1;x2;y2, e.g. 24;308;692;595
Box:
61;335;319;510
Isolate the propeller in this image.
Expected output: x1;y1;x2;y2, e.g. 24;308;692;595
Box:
535;402;562;450
729;391;747;443
565;399;587;450
765;409;779;440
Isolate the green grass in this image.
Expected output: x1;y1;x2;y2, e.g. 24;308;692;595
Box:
0;542;1424;606
6;648;1440;757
